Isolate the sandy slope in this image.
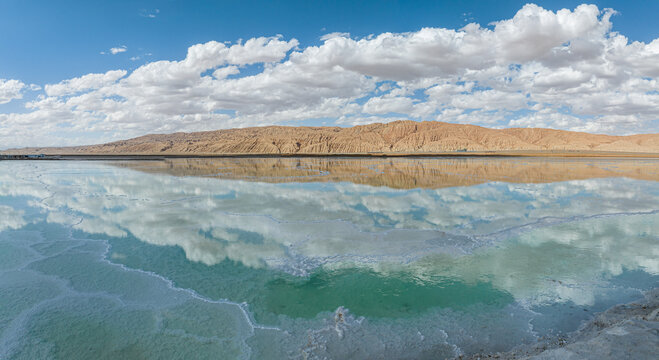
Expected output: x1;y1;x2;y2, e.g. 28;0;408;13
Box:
5;121;659;155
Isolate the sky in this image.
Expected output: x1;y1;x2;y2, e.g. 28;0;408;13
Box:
1;0;658;148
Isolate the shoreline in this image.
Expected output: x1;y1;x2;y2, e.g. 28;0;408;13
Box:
464;288;659;360
2;150;659;160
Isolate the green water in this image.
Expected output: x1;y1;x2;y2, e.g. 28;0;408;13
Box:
0;158;658;359
104;230;513;322
262;270;512;318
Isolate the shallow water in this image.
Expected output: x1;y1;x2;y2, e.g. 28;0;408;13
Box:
0;158;657;359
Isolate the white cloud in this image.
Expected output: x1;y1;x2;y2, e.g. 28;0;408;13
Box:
140;8;160;18
109;46;127;55
362;96;414;114
320;32;350;41
492;4;614;63
1;3;659;148
212;65;240;79
0;79;26;104
44;70;127;97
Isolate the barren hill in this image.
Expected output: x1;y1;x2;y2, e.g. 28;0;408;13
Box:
6;121;659;155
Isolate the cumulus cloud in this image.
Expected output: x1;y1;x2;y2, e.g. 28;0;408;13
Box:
1;3;659;147
0;79;26;104
320;32;350;41
44;70;127;97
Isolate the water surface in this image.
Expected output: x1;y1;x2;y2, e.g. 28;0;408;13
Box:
0;157;657;359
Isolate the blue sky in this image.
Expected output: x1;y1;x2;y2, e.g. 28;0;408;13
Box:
1;1;659;147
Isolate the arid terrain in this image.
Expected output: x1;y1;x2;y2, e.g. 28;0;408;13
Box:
5;121;659;155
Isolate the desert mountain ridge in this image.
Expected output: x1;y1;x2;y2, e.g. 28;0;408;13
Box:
4;121;659;155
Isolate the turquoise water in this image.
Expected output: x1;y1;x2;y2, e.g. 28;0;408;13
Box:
0;158;657;359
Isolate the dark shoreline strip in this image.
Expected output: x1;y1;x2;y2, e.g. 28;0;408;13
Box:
2;152;659;161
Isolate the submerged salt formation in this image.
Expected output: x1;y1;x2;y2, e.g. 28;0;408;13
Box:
478;289;659;360
0;159;657;359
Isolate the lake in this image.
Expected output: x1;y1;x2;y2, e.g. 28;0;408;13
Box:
0;157;657;359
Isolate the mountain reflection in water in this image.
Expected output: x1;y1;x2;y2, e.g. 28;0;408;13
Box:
0;158;657;359
114;157;659;189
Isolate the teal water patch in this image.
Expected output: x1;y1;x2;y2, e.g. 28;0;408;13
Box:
15;297;159;360
103;231;277;306
105;229;512;323
1;160;659;359
0;270;63;331
263;269;513;319
0;242;36;271
0;224;260;360
11;297;250;360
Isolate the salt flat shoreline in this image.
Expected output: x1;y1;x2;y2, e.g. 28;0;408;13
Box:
2;150;659;160
464;288;659;360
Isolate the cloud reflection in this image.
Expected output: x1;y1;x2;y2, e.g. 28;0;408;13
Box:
0;159;657;305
